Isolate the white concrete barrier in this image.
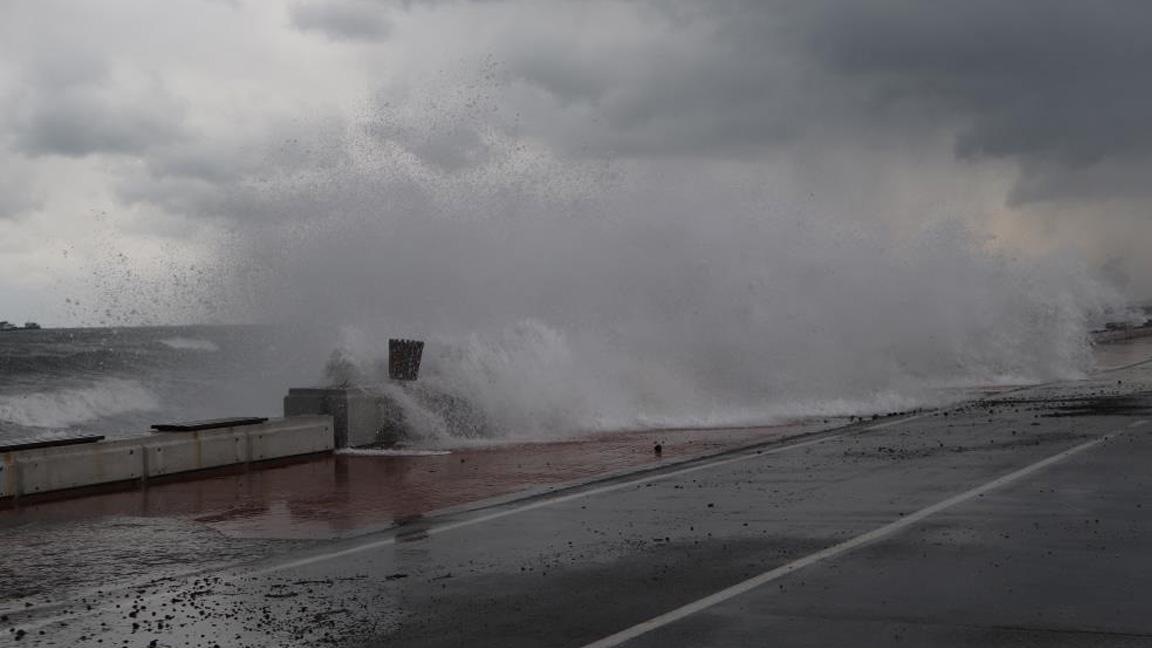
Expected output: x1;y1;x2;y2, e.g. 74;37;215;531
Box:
1;455;14;499
0;416;333;500
284;387;400;447
146;427;248;477
15;439;144;496
249;416;335;460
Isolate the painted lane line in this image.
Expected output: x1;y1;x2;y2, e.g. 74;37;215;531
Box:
1128;419;1148;428
12;414;928;630
259;414;927;574
579;431;1120;648
864;412;927;431
256;432;848;574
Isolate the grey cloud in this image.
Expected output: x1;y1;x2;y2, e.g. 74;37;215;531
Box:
807;1;1152;167
8;53;186;158
291;1;391;41
369;122;491;171
402;126;490;171
117;119;353;220
15;95;184;157
490;1;956;162
476;0;1152;205
0;159;40;218
1010;158;1152;207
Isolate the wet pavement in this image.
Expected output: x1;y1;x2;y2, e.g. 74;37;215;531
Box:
0;422;833;606
5;350;1152;646
0;423;833;539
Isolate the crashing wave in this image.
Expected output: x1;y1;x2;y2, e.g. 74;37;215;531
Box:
0;378;161;429
159;337;220;352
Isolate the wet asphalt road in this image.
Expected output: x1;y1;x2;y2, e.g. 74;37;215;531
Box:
9;362;1152;647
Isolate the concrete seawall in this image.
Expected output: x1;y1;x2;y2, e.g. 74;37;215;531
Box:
0;416;333;500
284;388;401;447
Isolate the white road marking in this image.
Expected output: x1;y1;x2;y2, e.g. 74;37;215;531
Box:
1128;419;1149;428
7;413;928;631
579;430;1120;648
863;412;927;430
260;413;928;574
255;413;927;574
256;429;857;574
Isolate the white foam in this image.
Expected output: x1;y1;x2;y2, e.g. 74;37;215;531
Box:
159;337;220;352
321;313;1070;444
335;448;452;457
206;101;1126;444
0;378;161;429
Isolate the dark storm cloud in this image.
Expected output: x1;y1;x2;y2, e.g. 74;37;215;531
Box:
290;1;391;41
481;0;1152;203
499;3;822;158
12;0;1143;220
806;1;1152;167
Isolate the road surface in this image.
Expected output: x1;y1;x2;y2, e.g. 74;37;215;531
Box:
7;357;1152;646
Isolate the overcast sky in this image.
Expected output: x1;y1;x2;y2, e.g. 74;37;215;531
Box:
2;0;1151;326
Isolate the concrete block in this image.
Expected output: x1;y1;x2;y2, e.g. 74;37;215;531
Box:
248;415;334;461
146;427;248;477
1;416;334;499
15;439;144;496
285;387;398;447
1;454;16;498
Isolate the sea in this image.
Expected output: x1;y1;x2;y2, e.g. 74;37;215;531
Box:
5;321;1148;448
0;326;322;444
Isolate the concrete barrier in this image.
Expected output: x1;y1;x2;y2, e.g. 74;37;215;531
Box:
15;438;145;496
146;427;248;477
284;388;401;447
0;416;333;500
249;416;335;460
0;455;14;498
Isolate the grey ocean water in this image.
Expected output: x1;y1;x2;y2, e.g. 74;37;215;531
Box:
0;326;319;443
0;320;1133;447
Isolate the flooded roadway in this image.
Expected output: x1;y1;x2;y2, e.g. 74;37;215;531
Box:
4;341;1152;646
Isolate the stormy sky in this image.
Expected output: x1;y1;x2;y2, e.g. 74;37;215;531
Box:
2;0;1151;325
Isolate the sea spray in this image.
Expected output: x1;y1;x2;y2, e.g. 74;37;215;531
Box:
319;250;1114;445
73;96;1129;443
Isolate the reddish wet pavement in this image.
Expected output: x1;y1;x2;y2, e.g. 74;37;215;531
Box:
0;422;832;539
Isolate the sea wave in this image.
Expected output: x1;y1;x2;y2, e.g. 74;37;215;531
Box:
158;337;220;352
0;378;162;429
